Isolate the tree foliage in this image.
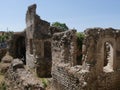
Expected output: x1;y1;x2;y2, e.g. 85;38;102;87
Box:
52;22;69;31
0;31;13;43
0;35;6;42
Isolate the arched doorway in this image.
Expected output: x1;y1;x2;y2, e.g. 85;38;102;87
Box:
103;41;113;72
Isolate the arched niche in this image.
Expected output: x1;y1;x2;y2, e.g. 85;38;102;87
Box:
96;38;116;73
103;41;114;72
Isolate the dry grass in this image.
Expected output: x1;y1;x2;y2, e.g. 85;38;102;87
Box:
0;74;4;84
0;74;7;90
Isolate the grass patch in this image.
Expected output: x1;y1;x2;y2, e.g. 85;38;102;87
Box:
41;78;48;88
0;74;4;84
0;74;7;90
0;81;7;90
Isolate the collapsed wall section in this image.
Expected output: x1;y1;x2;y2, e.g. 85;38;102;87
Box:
9;31;26;61
5;59;44;90
52;30;77;66
51;30;82;90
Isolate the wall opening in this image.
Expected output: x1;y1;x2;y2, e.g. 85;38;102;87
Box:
76;33;84;65
15;36;26;64
29;39;33;54
103;42;113;72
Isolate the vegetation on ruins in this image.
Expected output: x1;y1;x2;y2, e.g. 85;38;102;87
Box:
0;81;6;90
41;78;48;88
0;31;13;43
76;32;85;64
0;74;6;90
0;35;6;42
52;22;69;31
52;21;85;64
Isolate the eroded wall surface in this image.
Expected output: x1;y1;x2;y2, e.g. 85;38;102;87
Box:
5;59;44;90
51;28;120;90
8;4;120;89
25;4;52;77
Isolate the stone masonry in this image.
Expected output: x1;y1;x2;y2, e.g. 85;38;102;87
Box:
51;28;120;90
9;4;63;78
6;4;120;90
5;59;44;90
25;4;52;77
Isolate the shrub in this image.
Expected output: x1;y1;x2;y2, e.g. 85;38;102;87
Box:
52;22;69;31
41;78;48;88
0;74;6;90
0;81;7;90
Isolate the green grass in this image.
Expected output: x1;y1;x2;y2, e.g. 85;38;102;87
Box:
41;78;48;88
0;81;6;90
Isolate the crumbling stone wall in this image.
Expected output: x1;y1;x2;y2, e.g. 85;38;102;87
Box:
52;30;77;66
51;30;80;90
5;59;44;90
51;28;120;90
82;28;120;89
25;4;52;77
7;4;120;89
9;31;26;59
8;4;63;78
0;52;13;74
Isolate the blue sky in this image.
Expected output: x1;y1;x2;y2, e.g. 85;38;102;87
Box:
0;0;120;32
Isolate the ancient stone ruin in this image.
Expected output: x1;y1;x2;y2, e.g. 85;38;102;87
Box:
51;28;120;90
25;4;52;77
0;4;120;90
5;59;44;90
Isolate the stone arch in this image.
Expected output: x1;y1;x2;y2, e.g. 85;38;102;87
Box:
96;38;116;72
103;41;114;72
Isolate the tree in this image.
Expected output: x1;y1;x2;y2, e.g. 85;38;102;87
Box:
52;22;69;31
0;35;6;42
0;31;14;43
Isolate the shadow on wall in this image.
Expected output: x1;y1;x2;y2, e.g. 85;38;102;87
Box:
15;36;26;64
76;32;85;65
